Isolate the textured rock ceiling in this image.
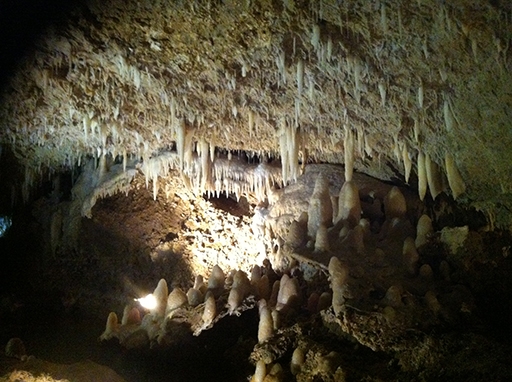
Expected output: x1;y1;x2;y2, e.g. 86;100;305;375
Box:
0;0;511;226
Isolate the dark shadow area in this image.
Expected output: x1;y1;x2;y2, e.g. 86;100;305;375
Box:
204;192;252;218
0;0;84;92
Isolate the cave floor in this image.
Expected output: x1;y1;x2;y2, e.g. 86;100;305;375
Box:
1;171;512;381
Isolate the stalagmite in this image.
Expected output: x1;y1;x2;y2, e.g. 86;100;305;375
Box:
343;225;365;254
271;309;281;330
329;256;349;315
187;288;203;307
291;347;305;375
286;220;307;249
5;338;26;360
269;280;280;308
317;291;331;311
307;174;333;238
336;181;361;227
227;288;243;314
208;264;225;291
419;264;433;280
228;270;251;314
314;224;329;252
152;279;168;319
166;288;188;312
344;127;355;182
415;214;433;248
384;285;403;307
100;312;119;340
121;306;141;325
425;290;441;315
276;274;300;311
383;186;407;220
140;313;160;341
359;218;371;239
338;221;350;239
194;275;207;294
426;154;443;199
251;265;262;285
232;270;250;292
258;304;274;343
417;151;427;201
258;274;271;301
403;237;420;275
258;363;283;381
253;359;267;382
202;291;216;325
445;153;466;199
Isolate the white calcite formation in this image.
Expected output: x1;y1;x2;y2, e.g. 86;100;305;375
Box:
383;187;407;220
307;175;333;239
444;153;466;200
151;279;168;319
166;288;188;313
202;291;217;326
336;181;361;227
98;165;481;380
415;214;433;248
290;347;306;376
328;256;350;316
258;303;274;344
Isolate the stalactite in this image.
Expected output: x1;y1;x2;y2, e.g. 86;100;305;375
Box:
445;153;466;199
402;144;412;184
297;59;304;97
417;151;427;201
425;154;442;199
344;127;355;182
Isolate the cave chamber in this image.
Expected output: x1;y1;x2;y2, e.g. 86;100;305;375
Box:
0;1;512;381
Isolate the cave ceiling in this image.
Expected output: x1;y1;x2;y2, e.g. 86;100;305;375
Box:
0;0;511;226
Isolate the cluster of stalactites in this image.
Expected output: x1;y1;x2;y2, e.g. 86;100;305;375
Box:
393;140;466;201
78;158;137;218
278;121;300;186
138;144;283;202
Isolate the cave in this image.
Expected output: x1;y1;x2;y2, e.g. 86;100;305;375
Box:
0;1;512;381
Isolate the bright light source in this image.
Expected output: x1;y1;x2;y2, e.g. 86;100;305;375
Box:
135;294;157;310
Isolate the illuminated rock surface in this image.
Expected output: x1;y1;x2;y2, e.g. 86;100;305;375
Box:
1;1;512;381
